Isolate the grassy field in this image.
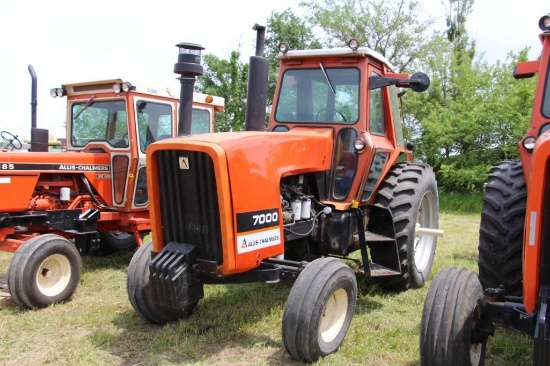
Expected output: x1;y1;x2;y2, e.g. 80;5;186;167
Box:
0;213;532;365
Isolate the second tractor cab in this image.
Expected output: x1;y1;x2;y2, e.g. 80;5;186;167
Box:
0;74;224;310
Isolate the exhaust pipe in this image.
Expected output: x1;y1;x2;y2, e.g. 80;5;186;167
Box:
244;24;269;132
28;64;49;152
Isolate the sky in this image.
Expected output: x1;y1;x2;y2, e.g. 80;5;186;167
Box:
0;0;547;141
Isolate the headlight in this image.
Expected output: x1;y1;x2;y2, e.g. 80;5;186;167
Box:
121;82;133;92
353;138;366;153
523;135;537;151
278;42;290;54
539;14;550;32
348;38;360;51
50;88;65;98
112;83;122;93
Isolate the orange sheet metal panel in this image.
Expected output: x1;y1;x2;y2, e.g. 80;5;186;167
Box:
523;133;550;314
220;130;332;274
0;151;112;209
0;174;39;211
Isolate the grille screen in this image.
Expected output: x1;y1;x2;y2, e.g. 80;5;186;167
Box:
156;150;222;263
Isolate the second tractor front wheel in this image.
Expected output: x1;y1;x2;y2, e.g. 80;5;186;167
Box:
7;234;82;309
420;267;489;366
282;257;357;362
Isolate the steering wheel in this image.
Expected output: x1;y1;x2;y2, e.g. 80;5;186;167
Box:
315;108;347;122
1;131;23;150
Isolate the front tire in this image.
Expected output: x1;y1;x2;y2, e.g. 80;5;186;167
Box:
282;258;357;362
127;239;196;324
420;267;488;366
7;234;82;309
478;160;525;295
374;162;439;290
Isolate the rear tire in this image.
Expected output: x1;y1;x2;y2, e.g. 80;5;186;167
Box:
478;160;525;295
374;162;439;290
7;234;82;309
100;231;137;251
282;257;357;362
127;239;196;324
420;267;488;366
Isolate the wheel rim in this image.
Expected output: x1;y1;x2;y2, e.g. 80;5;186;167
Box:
414;190;437;272
36;254;72;297
320;288;348;343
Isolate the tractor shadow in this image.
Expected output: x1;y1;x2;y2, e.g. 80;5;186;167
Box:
99;273;389;365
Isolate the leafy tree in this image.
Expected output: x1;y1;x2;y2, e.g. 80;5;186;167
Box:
405;45;536;192
197;51;249;131
299;0;437;71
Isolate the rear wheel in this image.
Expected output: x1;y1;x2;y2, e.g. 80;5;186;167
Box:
100;231;138;251
282;257;357;362
478;160;525;295
374;162;439;290
7;234;82;309
127;239;196;324
420;267;488;366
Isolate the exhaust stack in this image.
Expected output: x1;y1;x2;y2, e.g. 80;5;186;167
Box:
244;24;269;132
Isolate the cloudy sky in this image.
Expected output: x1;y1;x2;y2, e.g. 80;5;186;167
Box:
0;0;546;141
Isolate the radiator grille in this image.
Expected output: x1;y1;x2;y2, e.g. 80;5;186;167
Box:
156;150;222;263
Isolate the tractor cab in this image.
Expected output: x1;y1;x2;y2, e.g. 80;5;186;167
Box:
269;41;428;209
50;79;224;210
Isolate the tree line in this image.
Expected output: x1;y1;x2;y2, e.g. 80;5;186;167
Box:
196;0;538;194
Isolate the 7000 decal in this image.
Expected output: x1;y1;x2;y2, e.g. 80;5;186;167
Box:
237;208;280;233
253;212;278;225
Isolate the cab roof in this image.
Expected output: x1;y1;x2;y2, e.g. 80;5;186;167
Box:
277;46;394;71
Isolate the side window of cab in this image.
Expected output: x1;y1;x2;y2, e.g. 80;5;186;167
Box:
369;71;385;135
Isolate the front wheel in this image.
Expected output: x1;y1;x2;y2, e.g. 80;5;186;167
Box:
420;267;489;366
127;239;196;324
7;234;82;309
282;257;357;362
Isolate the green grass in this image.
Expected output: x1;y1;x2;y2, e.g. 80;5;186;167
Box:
0;213;532;365
439;191;484;213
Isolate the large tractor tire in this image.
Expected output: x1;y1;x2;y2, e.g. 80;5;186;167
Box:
420;267;488;366
282;257;357;362
478;160;525;296
7;234;82;309
127;239;196;324
373;162;439;291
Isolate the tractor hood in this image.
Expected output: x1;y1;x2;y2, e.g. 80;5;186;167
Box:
149;127;334;214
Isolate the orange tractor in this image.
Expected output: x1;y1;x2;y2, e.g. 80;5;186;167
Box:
127;26;442;362
0;70;224;309
420;13;550;366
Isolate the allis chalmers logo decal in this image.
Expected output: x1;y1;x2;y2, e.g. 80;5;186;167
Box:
179;156;189;170
0;163;110;172
237;228;281;254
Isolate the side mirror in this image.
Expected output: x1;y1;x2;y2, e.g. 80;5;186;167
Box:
369;72;430;93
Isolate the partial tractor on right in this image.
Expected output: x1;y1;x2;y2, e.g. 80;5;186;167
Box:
420;13;550;366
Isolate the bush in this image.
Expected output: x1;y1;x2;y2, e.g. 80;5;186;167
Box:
439;191;483;213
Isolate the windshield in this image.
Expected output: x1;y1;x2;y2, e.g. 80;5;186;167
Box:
71;100;128;147
274;67;359;124
543;60;550;118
